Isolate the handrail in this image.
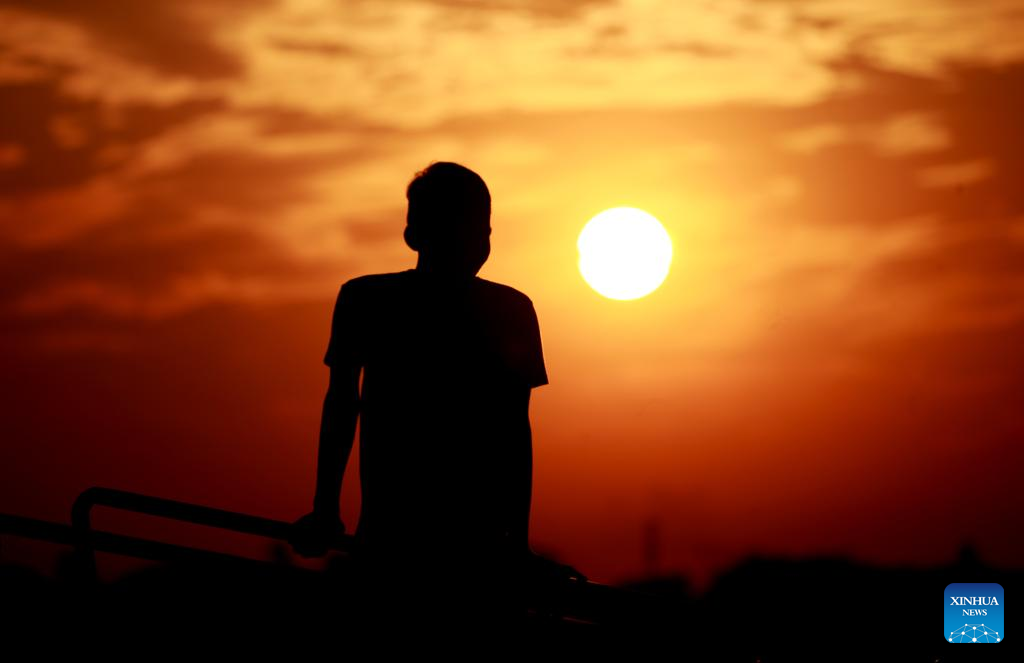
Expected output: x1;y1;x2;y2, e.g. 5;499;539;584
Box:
72;486;352;549
0;511;312;573
0;487;674;626
0;512;77;546
70;486;353;582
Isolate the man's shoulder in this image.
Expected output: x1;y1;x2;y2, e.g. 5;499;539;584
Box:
473;277;535;309
475;276;532;301
339;270;413;294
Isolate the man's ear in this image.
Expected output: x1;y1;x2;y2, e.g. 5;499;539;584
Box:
403;225;420;251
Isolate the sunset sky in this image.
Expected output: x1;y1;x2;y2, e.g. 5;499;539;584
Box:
2;0;1023;586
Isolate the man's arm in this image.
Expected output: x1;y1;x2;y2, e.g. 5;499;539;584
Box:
504;295;545;555
312;362;361;519
289;280;362;558
504;386;534;555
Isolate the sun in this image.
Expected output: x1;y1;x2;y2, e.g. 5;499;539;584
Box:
577;207;673;300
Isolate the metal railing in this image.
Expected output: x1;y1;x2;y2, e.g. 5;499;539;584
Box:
69;486;351;581
1;486;663;626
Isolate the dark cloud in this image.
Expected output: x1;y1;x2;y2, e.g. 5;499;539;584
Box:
791;13;843;32
5;0;270;79
418;0;613;20
247;109;358;136
776;58;1024;226
269;38;360;58
750;61;1024;352
0;149;354;323
661;41;735;58
568;21;738;59
0;79;223;194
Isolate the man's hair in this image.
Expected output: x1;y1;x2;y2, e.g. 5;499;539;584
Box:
405;162;490;249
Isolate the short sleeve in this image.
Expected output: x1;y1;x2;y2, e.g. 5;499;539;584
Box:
520;298;549;388
323;281;364;368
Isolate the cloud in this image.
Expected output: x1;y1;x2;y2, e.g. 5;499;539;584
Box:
11;273;319;321
0;142;363;323
779;59;1024;227
0;79;223;195
415;0;613;19
2;0;269;79
746;59;1024;353
268;38;360;58
917;159;994;188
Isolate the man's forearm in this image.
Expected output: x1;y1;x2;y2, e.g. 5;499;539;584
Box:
508;430;533;551
313;382;359;517
505;387;534;551
503;411;536;553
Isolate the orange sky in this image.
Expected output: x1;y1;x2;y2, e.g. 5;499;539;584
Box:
2;0;1023;586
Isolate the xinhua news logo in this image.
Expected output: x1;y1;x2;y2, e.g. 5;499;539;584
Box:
945;582;1004;643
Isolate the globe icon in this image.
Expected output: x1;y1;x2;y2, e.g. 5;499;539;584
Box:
948;624;1001;643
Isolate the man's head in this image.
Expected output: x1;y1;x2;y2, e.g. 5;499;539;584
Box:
404;162;491;277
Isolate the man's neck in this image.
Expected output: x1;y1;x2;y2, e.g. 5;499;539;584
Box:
413;257;477;284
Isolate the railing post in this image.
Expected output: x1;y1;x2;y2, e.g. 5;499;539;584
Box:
70;487;101;586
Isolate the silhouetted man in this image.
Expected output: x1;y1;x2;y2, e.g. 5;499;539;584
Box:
290;162;548;626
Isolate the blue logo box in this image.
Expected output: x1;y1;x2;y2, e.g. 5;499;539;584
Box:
945;582;1004;643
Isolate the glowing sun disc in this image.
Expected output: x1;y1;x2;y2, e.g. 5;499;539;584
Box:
578;207;673;300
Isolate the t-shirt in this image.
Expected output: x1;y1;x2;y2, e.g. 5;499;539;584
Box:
323;268;548;557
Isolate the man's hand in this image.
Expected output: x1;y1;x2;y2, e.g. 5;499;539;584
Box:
522;549;588;583
288;511;347;558
498;540;588;583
